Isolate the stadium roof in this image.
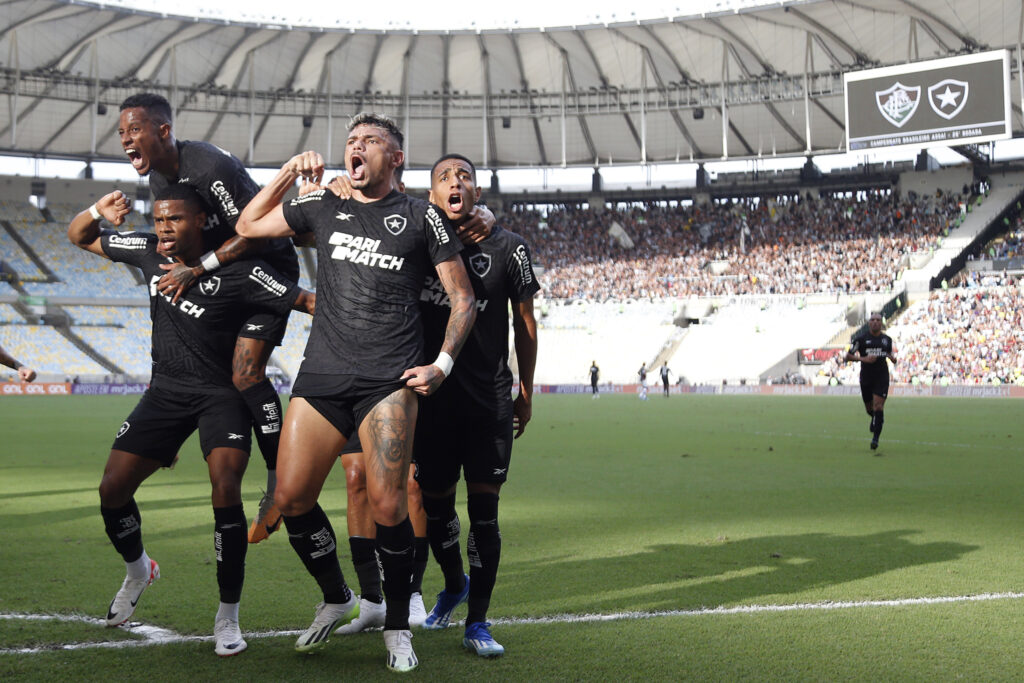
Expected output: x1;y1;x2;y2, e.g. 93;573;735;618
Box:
0;0;1018;170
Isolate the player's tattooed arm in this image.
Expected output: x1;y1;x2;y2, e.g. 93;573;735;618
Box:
512;297;538;438
402;255;477;396
68;190;130;257
292;288;316;316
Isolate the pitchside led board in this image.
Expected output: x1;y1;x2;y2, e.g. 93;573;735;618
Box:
845;50;1011;152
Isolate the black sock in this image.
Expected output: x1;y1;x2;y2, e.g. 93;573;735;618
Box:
101;499;143;562
869;410;876;432
411;537;429;594
240;379;282;471
423;493;465;593
349;536;383;603
214;504;247;603
376;518;414;630
283;504;351;604
466;493;501;625
873;410;885;439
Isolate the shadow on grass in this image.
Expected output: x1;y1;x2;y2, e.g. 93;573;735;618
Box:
501;530;978;614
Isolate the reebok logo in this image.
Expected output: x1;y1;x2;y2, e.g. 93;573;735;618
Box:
227;433;245;440
246;324;264;332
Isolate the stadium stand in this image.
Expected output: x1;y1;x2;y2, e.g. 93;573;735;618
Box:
0;323;107;376
65;305;152;376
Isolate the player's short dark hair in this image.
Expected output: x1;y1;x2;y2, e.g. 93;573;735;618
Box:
431;153;477;181
153;184;205;214
348;112;403;150
120;93;173;125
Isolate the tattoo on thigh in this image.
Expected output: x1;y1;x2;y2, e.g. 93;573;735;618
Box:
232;341;260;385
364;392;414;489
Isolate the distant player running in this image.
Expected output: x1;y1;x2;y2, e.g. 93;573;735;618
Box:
845;312;897;450
68;186;314;656
589;361;600;398
638;362;649;400
660;362;673;397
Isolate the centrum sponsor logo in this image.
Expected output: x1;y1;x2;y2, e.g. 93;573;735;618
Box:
210;180;239;217
425;206;450;245
249;266;288;296
108;233;149;250
328;232;405;271
290;190;325;205
513;245;534;286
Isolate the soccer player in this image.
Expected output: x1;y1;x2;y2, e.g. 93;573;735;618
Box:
314;166;496;635
660;361;673;397
845;312;897;450
118;93;297;543
68;185;315;656
589;361;600;398
235;113;476;673
638;362;649;400
417;153;540;657
0;345;36;382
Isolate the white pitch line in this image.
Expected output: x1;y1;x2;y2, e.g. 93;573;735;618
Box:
747;429;979;449
3;592;1023;655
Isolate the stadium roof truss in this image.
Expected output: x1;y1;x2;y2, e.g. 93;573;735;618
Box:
0;0;1020;169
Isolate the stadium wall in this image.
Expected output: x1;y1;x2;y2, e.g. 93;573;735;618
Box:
537;384;1024;398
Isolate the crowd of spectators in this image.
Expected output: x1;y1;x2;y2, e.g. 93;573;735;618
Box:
817;280;1023;386
501;191;960;301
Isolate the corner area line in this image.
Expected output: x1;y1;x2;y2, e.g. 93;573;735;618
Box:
3;592;1022;654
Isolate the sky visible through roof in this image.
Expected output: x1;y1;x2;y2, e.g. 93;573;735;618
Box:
95;0;782;30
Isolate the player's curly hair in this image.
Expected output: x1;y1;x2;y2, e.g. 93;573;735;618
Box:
348;112;404;150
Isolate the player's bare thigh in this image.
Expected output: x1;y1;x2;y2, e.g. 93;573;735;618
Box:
274;397;348;516
358;387;417;525
206;446;250;508
98;449;164;507
232;336;273;391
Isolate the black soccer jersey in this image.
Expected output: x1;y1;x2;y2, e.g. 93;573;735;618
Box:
281;189;463;380
148;140;299;280
101;231;299;395
849;331;894;380
590;365;599;382
420;225;540;408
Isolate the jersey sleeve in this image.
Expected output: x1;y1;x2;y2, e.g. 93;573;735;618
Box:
423;203;463;265
239;260;301;314
100;231;157;267
848;336;863;356
281;190;324;236
504;234;541;302
198;147;259;230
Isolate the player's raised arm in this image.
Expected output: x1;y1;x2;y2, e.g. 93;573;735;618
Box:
237;151;324;240
402;254;476;396
512;297;538;438
68;191;130;257
0;344;36;382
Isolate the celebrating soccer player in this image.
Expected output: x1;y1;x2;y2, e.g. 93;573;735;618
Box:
68;186;315;656
416;153;540;657
118;93;298;542
236;113;476;672
845;311;898;450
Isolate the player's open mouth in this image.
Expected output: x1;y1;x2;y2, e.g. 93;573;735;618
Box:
350;154;365;181
125;148;145;170
447;192;464;212
157;235;175;251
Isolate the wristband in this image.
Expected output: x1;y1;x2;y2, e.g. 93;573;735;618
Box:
88;204;102;221
433;351;454;377
200;251;221;273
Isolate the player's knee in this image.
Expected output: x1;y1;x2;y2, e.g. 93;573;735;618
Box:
98;475;131;508
369;492;407;526
274;486;313;517
467;491;500;529
345;462;367;492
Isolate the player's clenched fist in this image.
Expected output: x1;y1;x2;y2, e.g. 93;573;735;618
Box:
285;151;324;186
96;190;132;227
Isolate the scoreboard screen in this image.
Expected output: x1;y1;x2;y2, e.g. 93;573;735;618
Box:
844;50;1011;152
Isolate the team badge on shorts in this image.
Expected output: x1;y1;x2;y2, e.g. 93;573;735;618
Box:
117;421;131;437
468;252;492;277
384;214;407;236
199;276;222;296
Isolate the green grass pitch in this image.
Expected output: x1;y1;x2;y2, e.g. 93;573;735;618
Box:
1;393;1022;681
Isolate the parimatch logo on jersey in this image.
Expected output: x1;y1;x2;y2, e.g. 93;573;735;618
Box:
328;232;405;271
